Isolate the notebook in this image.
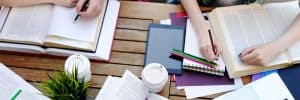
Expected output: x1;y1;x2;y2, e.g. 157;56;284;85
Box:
214;73;294;100
183;19;226;76
145;24;185;74
0;0;120;61
278;64;300;100
176;70;234;86
208;0;300;78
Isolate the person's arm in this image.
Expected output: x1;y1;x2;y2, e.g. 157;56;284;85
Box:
240;14;300;65
181;0;220;61
0;0;77;7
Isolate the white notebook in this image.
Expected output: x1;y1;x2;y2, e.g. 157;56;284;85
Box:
214;73;294;100
183;19;226;76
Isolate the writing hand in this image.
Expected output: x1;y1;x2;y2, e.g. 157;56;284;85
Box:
76;0;104;18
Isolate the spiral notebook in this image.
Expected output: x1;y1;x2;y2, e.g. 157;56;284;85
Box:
183;19;225;76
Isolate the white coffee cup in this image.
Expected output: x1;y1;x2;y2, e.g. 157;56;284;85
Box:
64;54;91;83
142;63;168;93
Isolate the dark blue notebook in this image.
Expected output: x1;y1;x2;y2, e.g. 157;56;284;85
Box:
278;64;300;99
145;24;185;74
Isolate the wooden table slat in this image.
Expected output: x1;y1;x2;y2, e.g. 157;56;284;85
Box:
115;29;148;42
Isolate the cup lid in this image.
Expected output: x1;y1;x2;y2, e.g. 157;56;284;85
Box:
65;55;90;74
142;63;168;85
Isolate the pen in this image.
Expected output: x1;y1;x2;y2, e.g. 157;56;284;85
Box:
11;89;22;100
208;29;217;55
73;0;90;22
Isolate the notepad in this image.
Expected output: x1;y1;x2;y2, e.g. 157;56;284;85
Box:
183;19;226;76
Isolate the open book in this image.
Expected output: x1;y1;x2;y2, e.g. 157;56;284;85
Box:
209;1;300;78
95;70;169;100
0;0;120;61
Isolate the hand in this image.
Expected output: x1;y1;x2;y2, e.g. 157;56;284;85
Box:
76;0;104;18
197;26;221;61
53;0;78;7
240;42;281;66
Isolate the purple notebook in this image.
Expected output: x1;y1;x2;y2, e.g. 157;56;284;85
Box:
169;12;187;26
176;70;234;86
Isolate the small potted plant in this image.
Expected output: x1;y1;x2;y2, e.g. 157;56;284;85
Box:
38;68;90;100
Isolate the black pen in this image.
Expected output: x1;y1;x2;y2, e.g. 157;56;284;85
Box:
73;0;90;23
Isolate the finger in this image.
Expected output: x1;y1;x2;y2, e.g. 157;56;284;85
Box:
78;8;95;17
207;46;218;61
247;57;261;65
240;47;255;57
76;0;86;12
71;2;77;7
72;0;78;3
200;47;208;60
241;50;258;63
213;43;221;57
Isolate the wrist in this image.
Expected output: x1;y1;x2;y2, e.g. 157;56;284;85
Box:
273;39;288;52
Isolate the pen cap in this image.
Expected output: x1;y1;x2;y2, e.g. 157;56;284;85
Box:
64;54;91;83
142;63;168;93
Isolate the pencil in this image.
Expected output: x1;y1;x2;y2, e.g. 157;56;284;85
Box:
170;49;218;68
208;29;217;55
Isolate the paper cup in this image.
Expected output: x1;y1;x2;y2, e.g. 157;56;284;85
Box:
64;54;91;83
142;63;168;93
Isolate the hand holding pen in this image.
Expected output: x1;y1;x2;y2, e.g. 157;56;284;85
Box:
74;0;105;22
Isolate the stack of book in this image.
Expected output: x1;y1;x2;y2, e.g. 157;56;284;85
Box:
0;0;120;61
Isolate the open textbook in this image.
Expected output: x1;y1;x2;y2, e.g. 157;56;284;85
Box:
0;0;120;61
0;63;49;99
209;1;300;78
95;70;169;100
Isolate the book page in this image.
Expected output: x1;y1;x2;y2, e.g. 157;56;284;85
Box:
45;0;107;51
263;1;300;62
0;7;10;31
216;3;289;69
47;5;100;42
0;4;53;45
115;70;149;100
214;73;294;100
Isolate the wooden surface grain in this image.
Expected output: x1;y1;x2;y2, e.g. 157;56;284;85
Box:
0;1;250;100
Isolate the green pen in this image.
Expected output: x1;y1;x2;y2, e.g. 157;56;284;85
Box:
11;89;22;100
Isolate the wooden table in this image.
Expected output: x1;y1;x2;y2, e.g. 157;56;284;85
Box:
0;1;251;100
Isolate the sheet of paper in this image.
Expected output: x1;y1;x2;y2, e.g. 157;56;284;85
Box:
95;76;122;100
0;4;52;44
0;63;49;99
214;73;294;100
48;6;99;42
179;78;243;99
115;70;149;100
